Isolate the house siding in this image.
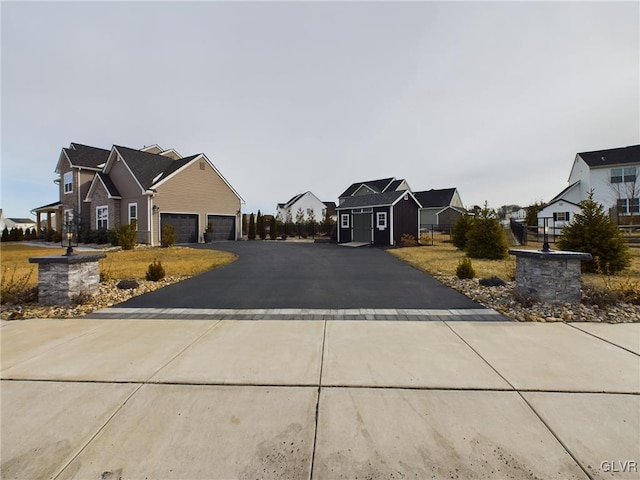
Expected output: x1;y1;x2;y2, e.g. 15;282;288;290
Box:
337;212;352;243
59;159;96;227
393;196;419;245
373;206;391;245
152;158;241;245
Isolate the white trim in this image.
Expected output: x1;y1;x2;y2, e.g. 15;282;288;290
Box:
390;207;394;246
104;147;146;194
96;205;109;229
376;211;387;229
340;213;350;228
84;174;122;202
206;213;238;241
353;184;376;196
159;211;200;244
128;202;138;226
63;171;73;194
148;196;154;246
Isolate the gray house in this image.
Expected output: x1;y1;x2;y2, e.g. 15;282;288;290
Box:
413;188;465;230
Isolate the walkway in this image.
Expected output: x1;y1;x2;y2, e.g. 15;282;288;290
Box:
2;318;638;479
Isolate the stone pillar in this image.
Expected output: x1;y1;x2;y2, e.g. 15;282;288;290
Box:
28;254;106;305
509;249;592;304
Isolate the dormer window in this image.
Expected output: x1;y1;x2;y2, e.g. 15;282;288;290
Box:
611;167;636;184
63;172;73;194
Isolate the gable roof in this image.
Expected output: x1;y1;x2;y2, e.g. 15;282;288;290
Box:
339;177;396;198
413;188;457;208
56;142;110;173
337;190;419;209
282;192;306;209
111;146;198;191
549;180;581;203
577;145;640;168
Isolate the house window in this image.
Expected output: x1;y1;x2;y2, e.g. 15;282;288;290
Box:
376;212;387;229
128;203;138;226
96;206;108;229
611;167;637;184
553;212;570;222
63;172;73;194
64;209;74;223
341;214;350;228
617;198;640;215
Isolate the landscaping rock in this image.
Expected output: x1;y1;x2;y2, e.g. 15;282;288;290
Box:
117;279;140;290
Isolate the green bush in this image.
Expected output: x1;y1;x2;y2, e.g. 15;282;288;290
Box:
145;259;166;281
112;220;137;250
456;257;475;279
465;204;508;260
452;213;473;250
558;193;630;274
161;223;177;248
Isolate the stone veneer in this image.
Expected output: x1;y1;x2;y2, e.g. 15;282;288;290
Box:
509;249;592;304
29;253;106;305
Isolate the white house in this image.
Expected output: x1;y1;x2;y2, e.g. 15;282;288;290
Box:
276;191;329;223
539;144;640;235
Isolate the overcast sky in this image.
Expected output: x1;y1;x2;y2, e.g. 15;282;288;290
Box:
2;0;638;219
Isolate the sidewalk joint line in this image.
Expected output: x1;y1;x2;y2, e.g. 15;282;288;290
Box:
52;383;145;480
516;391;595;480
565;323;640;357
309;319;328;480
442;321;517;391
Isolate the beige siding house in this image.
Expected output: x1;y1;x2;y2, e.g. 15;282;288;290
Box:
35;142;243;245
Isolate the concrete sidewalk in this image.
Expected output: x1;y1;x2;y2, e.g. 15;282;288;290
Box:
1;318;639;479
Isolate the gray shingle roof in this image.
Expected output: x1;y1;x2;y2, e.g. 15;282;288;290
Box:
578;145;639;168
337;190;408;209
413;188;456;208
114;146;196;190
339;177;395;198
65;143;110;169
96;172;121;197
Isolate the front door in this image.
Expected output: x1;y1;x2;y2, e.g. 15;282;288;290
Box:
352;212;372;243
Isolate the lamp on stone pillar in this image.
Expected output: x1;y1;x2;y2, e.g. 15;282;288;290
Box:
542;217;551;253
62;221;78;256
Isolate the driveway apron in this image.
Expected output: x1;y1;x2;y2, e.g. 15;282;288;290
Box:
104;242;490;311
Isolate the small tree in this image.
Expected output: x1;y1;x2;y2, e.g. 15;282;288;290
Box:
295;208;305;238
558;193;630;273
320;208;335;236
1;227;9;242
307;208;316;238
465;203;508;259
242;214;249;237
452;213;473;250
270;215;277;240
285;210;293;237
248;213;256;240
526;201;545;227
161;223;177;247
257;211;266;240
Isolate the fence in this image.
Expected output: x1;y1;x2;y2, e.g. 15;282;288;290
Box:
419;224;454;245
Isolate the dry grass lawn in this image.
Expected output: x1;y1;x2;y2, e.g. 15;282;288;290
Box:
1;243;236;289
389;240;640;288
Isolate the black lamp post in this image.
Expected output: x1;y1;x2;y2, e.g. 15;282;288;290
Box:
542;217;551;253
62;221;78;256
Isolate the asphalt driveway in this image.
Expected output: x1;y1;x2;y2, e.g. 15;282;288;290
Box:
113;241;486;310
